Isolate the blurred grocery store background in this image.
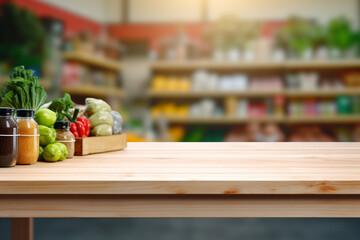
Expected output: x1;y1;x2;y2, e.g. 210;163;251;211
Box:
1;0;360;143
2;1;360;240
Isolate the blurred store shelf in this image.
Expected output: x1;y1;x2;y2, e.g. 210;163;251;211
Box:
62;85;123;98
286;115;360;123
149;89;360;98
63;52;122;72
154;116;285;124
148;90;282;98
154;115;360;124
285;89;360;97
150;59;360;71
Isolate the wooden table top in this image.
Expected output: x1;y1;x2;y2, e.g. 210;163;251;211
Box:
1;142;360;195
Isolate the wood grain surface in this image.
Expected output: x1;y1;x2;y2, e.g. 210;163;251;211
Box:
1;142;360;195
74;134;127;156
2;195;360;218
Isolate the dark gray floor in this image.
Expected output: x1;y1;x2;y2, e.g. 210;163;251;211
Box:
1;218;360;240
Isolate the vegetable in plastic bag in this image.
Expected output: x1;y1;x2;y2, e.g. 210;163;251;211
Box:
91;124;112;136
110;111;123;134
89;111;113;128
84;98;111;116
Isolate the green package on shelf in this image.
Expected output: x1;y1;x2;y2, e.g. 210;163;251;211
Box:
336;96;353;115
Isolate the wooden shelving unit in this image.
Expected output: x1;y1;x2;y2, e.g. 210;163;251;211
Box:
148;59;360;128
153;115;360;124
149;89;360;98
63;52;121;72
62;85;123;98
62;51;123;109
148;90;282;98
150;59;360;71
286;115;360;123
153;115;285;124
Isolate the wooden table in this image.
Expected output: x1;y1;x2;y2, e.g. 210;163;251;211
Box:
2;142;360;240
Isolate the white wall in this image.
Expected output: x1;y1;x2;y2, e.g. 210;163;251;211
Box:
38;0;360;27
129;0;202;22
104;0;123;23
38;0;122;23
38;0;106;22
208;0;359;27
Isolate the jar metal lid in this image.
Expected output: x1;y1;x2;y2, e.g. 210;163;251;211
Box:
16;109;35;117
54;121;71;129
0;107;15;116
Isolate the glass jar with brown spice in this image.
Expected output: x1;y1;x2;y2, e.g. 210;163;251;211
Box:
54;121;75;158
0;108;18;167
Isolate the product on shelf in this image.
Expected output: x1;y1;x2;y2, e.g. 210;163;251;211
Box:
66;30;122;60
224;127;248;142
248;100;267;117
62;62;119;88
249;76;283;90
192;70;249;92
151;75;191;92
151;102;189;117
336;126;353;142
288;98;339;117
190;99;218;117
224;123;284;142
320;77;343;90
168;125;186;142
259;123;285;142
237;99;248;117
286;72;319;90
219;74;248;91
353;125;360;142
225;97;237;117
182;126;206;142
343;72;360;87
336;96;353;114
274;95;285;116
289;125;335;142
299;73;318;90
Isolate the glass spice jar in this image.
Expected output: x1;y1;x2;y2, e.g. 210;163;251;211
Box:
16;109;40;165
0;108;18;167
54;121;75;158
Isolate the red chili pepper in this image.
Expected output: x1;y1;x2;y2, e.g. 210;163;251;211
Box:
77;117;90;137
76;121;86;138
70;122;79;138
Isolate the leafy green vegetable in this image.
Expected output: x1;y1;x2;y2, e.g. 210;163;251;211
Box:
327;17;357;51
274;16;318;56
0;65;47;111
47;93;74;121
